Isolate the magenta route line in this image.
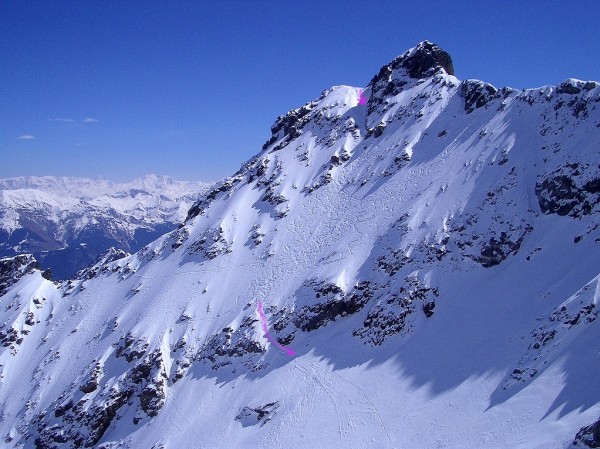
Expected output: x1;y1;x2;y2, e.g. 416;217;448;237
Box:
357;88;367;105
257;300;295;356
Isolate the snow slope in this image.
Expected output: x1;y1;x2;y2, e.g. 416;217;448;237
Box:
0;175;210;279
0;41;599;449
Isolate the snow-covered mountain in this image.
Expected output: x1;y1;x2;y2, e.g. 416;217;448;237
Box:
0;175;210;279
1;41;599;448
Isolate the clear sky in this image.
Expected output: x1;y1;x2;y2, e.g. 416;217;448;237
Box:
1;1;599;183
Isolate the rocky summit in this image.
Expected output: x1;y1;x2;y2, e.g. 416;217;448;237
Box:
0;41;599;448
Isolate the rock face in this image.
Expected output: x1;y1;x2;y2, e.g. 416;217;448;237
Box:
501;275;599;391
573;417;600;447
0;254;44;296
0;42;599;448
371;40;454;84
32;348;168;448
536;172;600;217
460;80;511;114
235;402;279;427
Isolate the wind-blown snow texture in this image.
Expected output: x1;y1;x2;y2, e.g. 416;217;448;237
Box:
0;41;599;448
0;175;209;279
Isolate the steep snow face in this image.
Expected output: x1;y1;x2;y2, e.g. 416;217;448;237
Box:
0;175;210;279
1;41;600;449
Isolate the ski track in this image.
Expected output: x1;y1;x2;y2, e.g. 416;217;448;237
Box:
291;358;393;448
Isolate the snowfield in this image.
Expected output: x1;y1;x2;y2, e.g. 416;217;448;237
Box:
0;41;599;448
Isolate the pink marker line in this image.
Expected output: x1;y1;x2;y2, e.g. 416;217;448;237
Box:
257;301;295;356
357;88;367;105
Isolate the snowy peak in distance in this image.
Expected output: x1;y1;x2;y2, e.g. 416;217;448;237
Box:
0;175;210;279
0;174;209;226
0;174;207;203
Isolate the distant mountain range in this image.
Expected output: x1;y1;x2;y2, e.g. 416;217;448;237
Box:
0;175;210;278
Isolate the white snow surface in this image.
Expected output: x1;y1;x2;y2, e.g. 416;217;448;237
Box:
0;175;210;232
0;42;599;448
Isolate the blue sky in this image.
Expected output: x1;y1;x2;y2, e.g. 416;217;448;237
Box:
1;1;599;183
